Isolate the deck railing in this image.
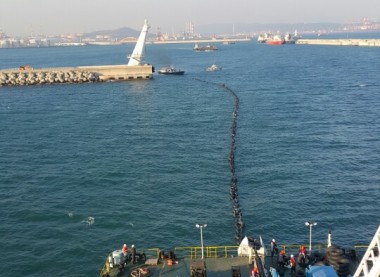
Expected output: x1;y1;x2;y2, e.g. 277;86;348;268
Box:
173;243;369;259
100;244;368;276
175;246;239;259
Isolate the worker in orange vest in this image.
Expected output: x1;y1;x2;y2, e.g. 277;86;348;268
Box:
278;250;286;268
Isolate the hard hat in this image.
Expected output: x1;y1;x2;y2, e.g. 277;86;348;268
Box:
291;254;294;257
132;244;135;248
123;244;127;247
272;239;275;242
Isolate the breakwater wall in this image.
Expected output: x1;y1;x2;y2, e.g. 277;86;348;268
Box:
0;64;153;87
296;39;380;47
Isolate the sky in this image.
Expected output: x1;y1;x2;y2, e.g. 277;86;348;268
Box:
1;0;379;36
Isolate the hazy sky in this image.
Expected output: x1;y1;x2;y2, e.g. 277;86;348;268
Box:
1;0;379;36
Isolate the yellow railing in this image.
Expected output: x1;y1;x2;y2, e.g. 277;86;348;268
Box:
143;247;161;258
175;246;239;259
276;244;325;254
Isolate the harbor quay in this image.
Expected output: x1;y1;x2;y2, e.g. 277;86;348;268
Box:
296;38;380;47
0;64;154;87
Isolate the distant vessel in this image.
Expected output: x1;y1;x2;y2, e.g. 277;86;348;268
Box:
266;35;285;45
158;66;184;75
206;64;222;71
257;33;271;43
258;31;299;44
284;31;300;44
193;43;218;51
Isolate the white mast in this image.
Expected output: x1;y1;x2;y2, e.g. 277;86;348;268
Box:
128;19;150;66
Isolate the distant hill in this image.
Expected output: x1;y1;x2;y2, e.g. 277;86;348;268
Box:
197;22;345;35
83;27;155;40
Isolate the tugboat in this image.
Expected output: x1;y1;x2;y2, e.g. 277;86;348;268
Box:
158;66;185;75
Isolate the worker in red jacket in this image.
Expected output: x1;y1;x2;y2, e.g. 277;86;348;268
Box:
289;254;296;276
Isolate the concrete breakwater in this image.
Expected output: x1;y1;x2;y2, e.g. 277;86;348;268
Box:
296;39;380;47
0;64;153;87
0;70;99;86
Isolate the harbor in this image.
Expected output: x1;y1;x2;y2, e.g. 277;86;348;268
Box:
0;20;153;87
2;16;380;277
296;39;380;47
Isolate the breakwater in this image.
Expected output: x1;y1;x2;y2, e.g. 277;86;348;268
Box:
296;39;380;47
0;64;153;87
151;38;251;45
195;78;244;244
0;69;99;86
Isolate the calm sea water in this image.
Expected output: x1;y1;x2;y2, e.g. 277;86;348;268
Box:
1;38;380;277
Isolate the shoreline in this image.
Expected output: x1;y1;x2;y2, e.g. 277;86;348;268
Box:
296;38;380;47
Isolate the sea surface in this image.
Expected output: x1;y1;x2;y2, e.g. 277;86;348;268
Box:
1;37;380;277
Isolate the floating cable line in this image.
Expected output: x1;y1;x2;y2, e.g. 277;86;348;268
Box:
194;78;244;244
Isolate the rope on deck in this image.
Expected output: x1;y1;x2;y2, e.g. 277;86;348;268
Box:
194;78;245;244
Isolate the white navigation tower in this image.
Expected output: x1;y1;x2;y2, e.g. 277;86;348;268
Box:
128;20;150;66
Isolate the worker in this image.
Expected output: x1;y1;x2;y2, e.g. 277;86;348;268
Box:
122;244;128;256
251;266;259;277
278;250;286;268
271;238;278;257
299;245;307;256
298;245;307;266
289;254;296;276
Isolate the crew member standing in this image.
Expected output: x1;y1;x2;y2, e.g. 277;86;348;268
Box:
122;244;128;257
299;245;307;256
278;250;286;268
271;239;278;258
289;254;296;276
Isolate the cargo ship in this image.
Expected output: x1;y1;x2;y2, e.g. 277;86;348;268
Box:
265;35;285;45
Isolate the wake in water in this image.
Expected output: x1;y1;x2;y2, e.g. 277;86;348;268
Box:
194;79;244;244
67;212;95;226
82;216;95;226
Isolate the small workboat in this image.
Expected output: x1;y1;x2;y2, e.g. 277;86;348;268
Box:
193;43;218;52
158;66;184;75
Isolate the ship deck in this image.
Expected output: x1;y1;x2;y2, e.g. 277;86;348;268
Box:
100;244;363;277
105;256;255;277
